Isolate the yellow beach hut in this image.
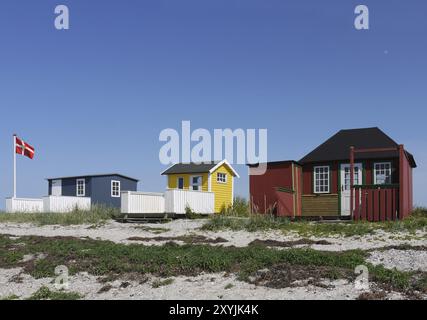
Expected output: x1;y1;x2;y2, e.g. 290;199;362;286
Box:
161;160;239;213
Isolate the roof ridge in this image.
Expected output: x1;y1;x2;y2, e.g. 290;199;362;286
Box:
171;161;221;165
339;126;379;131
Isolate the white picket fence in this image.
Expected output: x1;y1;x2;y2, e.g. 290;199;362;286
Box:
5;190;215;215
165;189;214;214
5;198;44;213
5;196;91;213
43;196;91;213
121;192;165;214
121;190;215;215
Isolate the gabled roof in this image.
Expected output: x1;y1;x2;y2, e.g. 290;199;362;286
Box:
46;173;139;182
161;160;239;177
299;127;416;168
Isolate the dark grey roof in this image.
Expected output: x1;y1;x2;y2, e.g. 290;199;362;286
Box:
299;127;416;167
46;173;139;182
161;162;220;175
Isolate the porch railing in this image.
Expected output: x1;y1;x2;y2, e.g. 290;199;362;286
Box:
352;184;399;221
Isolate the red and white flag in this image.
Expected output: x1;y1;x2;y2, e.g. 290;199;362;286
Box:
14;135;35;159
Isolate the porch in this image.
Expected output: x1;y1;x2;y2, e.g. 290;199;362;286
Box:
348;144;413;221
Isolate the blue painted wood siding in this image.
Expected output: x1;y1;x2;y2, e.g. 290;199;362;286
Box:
90;175;137;208
48;175;137;208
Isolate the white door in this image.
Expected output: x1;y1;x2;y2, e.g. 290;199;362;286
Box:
51;179;62;196
340;164;362;216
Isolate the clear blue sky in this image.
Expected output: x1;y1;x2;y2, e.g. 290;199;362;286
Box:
0;0;426;208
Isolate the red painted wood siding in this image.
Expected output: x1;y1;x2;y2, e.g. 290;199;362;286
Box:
249;162;302;216
275;189;294;216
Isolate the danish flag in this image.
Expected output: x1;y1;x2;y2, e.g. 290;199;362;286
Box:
14;135;35;159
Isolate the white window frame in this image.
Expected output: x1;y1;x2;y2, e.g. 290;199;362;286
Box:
111;180;121;198
374;162;392;185
177;177;184;190
190;175;202;191
314;166;330;194
216;172;227;184
76;179;85;197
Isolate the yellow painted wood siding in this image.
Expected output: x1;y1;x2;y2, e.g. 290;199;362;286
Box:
211;165;234;213
167;173;209;192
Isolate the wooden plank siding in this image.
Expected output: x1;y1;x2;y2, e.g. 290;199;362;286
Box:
301;194;339;216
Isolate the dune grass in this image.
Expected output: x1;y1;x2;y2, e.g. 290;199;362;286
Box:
201;207;427;237
0;205;119;226
220;196;251;217
0;234;423;295
27;286;83;300
152;278;174;288
1;294;20;300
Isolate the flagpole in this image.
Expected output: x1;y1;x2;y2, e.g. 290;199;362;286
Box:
13;134;16;199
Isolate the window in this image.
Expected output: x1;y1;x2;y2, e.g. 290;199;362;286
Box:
217;172;227;183
76;179;85;197
314;166;330;194
374;162;392;184
343;166;360;191
111;180;121;197
177;177;184;190
191;176;202;191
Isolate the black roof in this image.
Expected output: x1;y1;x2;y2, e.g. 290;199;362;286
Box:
247;160;301;167
299;127;416;167
161;162;219;175
46;173;139;182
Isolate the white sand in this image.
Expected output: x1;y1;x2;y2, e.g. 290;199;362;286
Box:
0;268;408;300
0;219;425;251
368;249;427;272
0;220;426;300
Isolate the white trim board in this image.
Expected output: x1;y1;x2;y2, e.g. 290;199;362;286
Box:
209;159;240;178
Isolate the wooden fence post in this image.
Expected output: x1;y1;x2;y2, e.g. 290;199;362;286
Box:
350;146;355;220
398;144;404;219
